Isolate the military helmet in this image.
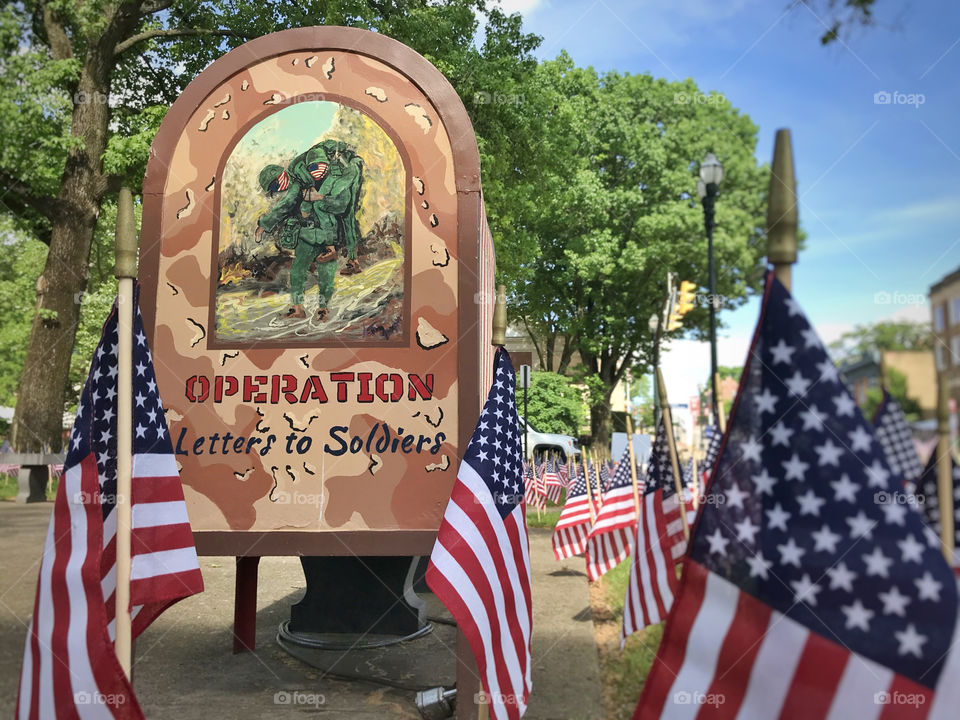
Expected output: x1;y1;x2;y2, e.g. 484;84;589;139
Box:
258;164;284;193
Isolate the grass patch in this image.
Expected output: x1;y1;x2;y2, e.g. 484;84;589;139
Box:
525;507;562;529
592;560;668;719
0;472;16;501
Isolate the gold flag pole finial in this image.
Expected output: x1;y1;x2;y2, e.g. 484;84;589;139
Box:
114;187;138;279
492;284;507;346
767;128;798;292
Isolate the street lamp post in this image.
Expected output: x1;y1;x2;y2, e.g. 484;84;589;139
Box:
697;152;723;426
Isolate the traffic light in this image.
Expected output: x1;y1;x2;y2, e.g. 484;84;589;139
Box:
666;280;697;331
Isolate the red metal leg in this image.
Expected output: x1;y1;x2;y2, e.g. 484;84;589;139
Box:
232;556;260;653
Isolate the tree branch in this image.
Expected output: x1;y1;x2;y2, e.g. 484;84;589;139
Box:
139;0;176;16
42;3;73;60
115;28;239;57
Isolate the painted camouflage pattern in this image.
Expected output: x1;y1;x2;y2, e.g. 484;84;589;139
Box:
143;49;470;534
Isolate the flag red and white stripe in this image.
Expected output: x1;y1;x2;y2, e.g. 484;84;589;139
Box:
621;490;679;643
551;469;593;561
635;563;960;719
427;349;532;720
17;290;202;719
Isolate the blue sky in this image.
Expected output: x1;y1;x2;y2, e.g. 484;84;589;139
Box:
497;0;960;402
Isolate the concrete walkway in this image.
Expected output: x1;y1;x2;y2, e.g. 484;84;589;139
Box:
0;503;601;719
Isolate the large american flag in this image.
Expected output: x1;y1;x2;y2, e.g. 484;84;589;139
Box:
621;417;685;643
552;466;594;561
426;348;532;720
17;290;203;719
873;390;924;486
585;445;639;581
634;273;960;719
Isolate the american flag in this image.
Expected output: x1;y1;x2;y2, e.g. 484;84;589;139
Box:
634;273;960;719
522;461;544;510
17;290;203;719
557;458;570;488
917;442;960;564
552;466;594;560
585;445;640;581
873;391;924;486
426;348;532;720
541;456;564;504
307;161;329;181
621;417;685;643
700;424;722;483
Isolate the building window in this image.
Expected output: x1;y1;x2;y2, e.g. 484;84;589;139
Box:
951;298;960;325
936;343;948;371
935;305;946;332
953;336;960;365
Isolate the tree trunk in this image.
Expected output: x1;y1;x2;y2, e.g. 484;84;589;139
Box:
11;71;109;452
590;396;613;452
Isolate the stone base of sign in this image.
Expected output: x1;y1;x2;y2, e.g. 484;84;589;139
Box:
289;556;426;636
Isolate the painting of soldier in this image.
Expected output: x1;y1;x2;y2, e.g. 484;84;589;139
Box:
214;101;406;345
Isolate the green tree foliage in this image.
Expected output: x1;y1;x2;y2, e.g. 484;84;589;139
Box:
0;223;47;406
829;320;934;361
863;367;922;422
0;0;541;449
499;54;768;446
520;371;585;438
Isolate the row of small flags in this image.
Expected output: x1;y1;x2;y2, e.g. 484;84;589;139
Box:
543;271;960;719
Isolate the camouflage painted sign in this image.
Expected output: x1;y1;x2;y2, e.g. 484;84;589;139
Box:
139;27;493;554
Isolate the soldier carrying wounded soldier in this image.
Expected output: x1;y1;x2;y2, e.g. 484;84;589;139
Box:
255;139;364;322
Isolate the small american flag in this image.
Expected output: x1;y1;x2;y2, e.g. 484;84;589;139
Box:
552;466;593;560
276;169;290;190
426;348;532;720
585;445;640;581
621;417;684;643
522;462;544;510
700;424;722;483
308;161;329;181
634;272;960;719
873;391;923;485
17;288;203;719
541;456;564;504
917;442;960;564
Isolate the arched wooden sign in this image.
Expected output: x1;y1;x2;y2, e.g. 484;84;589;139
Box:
139;26;494;557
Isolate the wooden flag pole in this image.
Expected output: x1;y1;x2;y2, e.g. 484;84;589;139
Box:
581;452;597;523
625;415;642;521
937;378;955;565
655;367;690;541
690;430;700;511
714;372;727;435
591;449;604;508
114;187;138;678
766;128;798;292
532;452;541;521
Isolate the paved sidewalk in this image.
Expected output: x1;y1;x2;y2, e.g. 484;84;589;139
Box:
0;503;601;718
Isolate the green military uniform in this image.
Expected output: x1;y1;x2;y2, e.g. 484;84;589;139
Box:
257;142;363;313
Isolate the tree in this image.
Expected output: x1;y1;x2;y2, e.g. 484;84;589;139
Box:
519;371;585;438
862;367;922;422
2;0;541;451
795;0;880;44
829;320;933;362
498;55;769;448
